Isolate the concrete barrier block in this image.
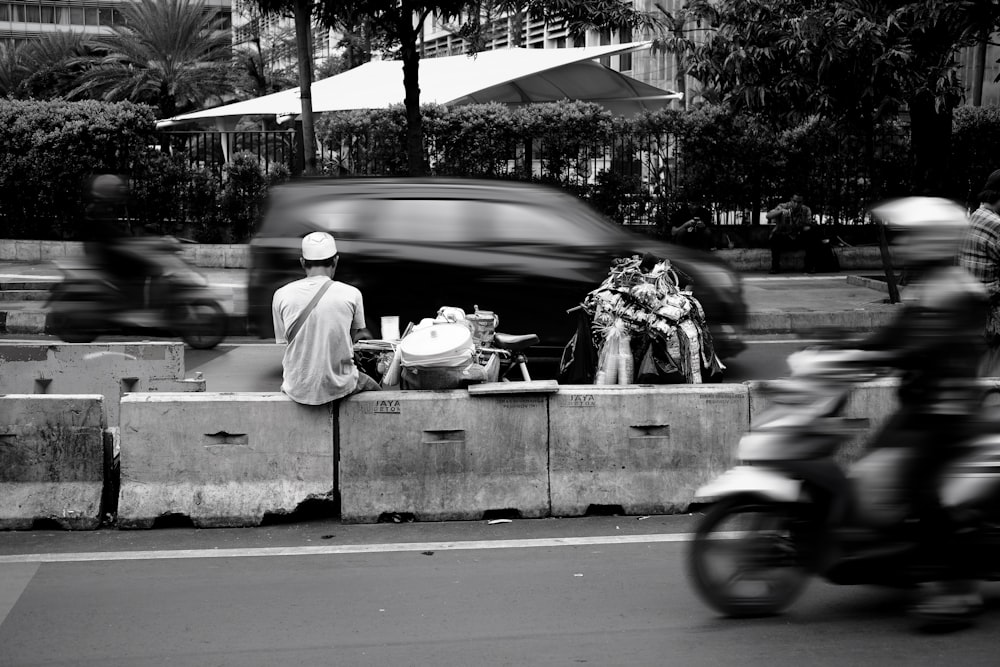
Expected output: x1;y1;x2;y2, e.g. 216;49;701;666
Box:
13;240;42;262
224;245;248;268
178;245;198;265
748;378;899;466
788;310;876;332
4;311;47;334
549;385;749;516
0;342;186;425
117;393;333;528
195;245;227;268
839;247;897;271
0;395;106;530
0;241;15;261
40;241;85;260
339;391;550;523
745;312;792;333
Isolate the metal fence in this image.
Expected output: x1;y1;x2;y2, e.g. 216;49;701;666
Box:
164;125;908;227
163;131;297;178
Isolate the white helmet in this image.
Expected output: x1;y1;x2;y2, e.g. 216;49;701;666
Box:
869;197;969;265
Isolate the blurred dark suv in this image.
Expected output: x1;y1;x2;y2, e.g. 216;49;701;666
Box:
248;178;746;370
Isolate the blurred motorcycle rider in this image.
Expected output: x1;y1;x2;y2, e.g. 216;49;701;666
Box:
82;173;159;306
851;197;987;628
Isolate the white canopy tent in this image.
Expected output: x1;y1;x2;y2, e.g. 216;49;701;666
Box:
157;41;680;129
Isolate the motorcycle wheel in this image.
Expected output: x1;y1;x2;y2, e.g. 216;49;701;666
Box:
688;495;812;618
170;298;228;350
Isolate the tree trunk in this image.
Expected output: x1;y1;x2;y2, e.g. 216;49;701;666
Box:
401;32;424;176
973;29;988;107
907;92;954;196
674;52;686;110
673;25;686;110
877;220;900;304
294;0;317;175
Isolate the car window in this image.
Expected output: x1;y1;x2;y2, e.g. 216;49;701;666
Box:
480;201;606;245
373;199;476;243
294;199;376;234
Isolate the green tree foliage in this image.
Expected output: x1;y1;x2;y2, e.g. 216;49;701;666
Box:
68;0;233;119
316;1;665;176
684;0;1000;196
0;99;288;241
129;151;289;241
317;99;913;225
951;105;1000;207
231;4;300;101
241;0;322;173
0;99;157;239
0;33;95;99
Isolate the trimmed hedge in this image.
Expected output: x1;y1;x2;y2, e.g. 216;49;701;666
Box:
6;99;1000;244
317;101;914;228
0;99;288;242
0;99;156;239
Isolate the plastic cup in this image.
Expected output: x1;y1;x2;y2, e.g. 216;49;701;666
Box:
381;315;400;341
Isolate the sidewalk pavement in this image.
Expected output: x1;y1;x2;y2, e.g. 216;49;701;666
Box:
0;260;903;336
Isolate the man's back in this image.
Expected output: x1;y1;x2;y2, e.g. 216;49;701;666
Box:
272;275;365;405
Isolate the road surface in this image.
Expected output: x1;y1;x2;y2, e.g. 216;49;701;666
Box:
1;516;997;667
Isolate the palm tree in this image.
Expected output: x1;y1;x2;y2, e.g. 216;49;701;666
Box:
18;32;94;99
0;33;95;98
0;41;29;97
69;0;233;119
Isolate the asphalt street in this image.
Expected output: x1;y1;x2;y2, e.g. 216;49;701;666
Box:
1;516;998;667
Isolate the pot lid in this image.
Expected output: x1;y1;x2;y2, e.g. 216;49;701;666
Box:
399;322;474;362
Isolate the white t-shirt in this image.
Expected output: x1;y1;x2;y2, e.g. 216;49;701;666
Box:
272;275;366;405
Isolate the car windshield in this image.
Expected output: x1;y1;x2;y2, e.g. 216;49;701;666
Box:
264;196;620;246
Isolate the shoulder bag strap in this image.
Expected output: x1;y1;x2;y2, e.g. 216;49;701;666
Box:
285;280;333;344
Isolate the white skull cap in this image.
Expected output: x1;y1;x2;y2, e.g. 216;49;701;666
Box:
301;231;338;260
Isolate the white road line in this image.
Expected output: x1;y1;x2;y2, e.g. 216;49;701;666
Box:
0;533;696;564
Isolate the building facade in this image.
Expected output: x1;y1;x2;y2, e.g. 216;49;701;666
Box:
418;0;1000;111
231;0;336;76
417;0;710;106
0;0;231;46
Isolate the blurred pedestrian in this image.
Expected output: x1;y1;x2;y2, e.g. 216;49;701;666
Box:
670;201;715;251
957;170;1000;376
272;232;380;405
766;192;826;274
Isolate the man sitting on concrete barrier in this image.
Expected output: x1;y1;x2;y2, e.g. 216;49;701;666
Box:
272;232;380;405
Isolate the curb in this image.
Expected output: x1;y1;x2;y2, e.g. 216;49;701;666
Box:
845;273;903;294
745;309;898;334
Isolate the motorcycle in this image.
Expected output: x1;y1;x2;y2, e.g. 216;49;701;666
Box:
686;347;1000;618
46;236;228;350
